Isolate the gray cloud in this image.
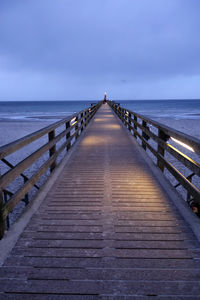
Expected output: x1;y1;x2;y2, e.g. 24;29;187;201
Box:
0;0;200;100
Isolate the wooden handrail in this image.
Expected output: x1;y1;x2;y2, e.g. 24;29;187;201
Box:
108;101;200;207
0;102;101;238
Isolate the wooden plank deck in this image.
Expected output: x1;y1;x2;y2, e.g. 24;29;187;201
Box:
0;104;200;299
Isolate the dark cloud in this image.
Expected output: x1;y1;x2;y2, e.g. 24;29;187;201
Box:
0;0;200;100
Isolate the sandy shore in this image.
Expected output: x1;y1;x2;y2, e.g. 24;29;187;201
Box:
0;120;53;147
154;117;200;140
0;117;199;148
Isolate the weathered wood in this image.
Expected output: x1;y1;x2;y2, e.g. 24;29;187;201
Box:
65;121;71;151
0;106;100;161
0;128;70;190
129;119;200;176
80;112;84;133
142;120;147;150
2;139;68;219
0;103;101;235
157;129;169;172
1;158;39;190
134;115;137;138
111;103;200;153
0;169;4;238
48;130;56;172
109;101;200;204
0;113;76;160
128;112;132;131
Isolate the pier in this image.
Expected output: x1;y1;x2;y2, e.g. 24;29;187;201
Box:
0;103;200;298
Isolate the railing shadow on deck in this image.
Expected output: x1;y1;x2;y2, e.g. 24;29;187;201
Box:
0;102;101;238
108;100;200;216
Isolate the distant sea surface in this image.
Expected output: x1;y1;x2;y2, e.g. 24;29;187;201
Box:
0;100;200;121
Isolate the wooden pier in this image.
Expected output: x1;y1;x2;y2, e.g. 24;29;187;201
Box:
0;104;200;298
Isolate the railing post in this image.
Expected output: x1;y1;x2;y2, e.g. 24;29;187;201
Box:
48;129;56;172
121;109;125;124
3;192;10;229
187;174;193;202
128;112;132;132
125;111;128;128
81;112;84;133
0;169;5;238
66;121;71;151
23;177;29;206
83;111;87;127
116;106;119;117
157;129;169;172
85;109;89;126
142;121;147;150
75;116;79;139
134;115;137;138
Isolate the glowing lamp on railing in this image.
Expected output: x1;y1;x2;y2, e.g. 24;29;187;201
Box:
171;137;195;152
71;117;76;123
71;117;77;127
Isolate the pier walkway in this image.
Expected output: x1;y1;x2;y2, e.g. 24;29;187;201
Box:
0;105;200;298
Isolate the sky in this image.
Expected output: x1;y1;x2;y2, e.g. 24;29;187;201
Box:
0;0;200;101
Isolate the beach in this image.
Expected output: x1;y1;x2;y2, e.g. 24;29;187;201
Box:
0;120;53;147
155;117;200;140
0;106;200;226
1;116;200;148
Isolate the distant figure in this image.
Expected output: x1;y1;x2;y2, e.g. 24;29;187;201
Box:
103;92;107;104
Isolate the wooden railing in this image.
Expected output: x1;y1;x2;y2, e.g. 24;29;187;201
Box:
0;102;101;238
108;101;200;212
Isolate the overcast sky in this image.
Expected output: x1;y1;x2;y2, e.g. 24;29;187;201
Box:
0;0;200;101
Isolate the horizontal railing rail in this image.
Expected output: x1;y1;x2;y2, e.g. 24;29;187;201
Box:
108;101;200;214
0;102;101;238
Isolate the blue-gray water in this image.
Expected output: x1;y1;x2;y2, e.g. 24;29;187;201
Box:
0;100;200;121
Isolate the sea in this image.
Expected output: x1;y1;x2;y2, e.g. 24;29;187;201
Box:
0;99;200;121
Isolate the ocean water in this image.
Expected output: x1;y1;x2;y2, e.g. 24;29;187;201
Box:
0;99;200;121
0;100;95;121
119;99;200;120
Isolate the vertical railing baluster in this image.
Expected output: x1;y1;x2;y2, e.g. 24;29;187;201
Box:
81;112;84;133
117;106;119;117
66;121;71;151
128;112;132;132
187;175;193;203
157;129;168;172
48;129;56;172
3;192;10;229
75;115;79;139
84;111;87;128
122;109;125;124
142;120;147;150
24;177;29;205
85;109;89;126
134;115;137;139
0;171;5;238
0;190;5;239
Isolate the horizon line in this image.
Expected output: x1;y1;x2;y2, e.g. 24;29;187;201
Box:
0;98;200;102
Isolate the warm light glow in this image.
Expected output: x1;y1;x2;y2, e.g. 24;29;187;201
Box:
71;117;76;123
71;121;77;126
104;114;113;118
100;124;121;130
94;118;105;122
82;136;106;146
171;137;195;152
